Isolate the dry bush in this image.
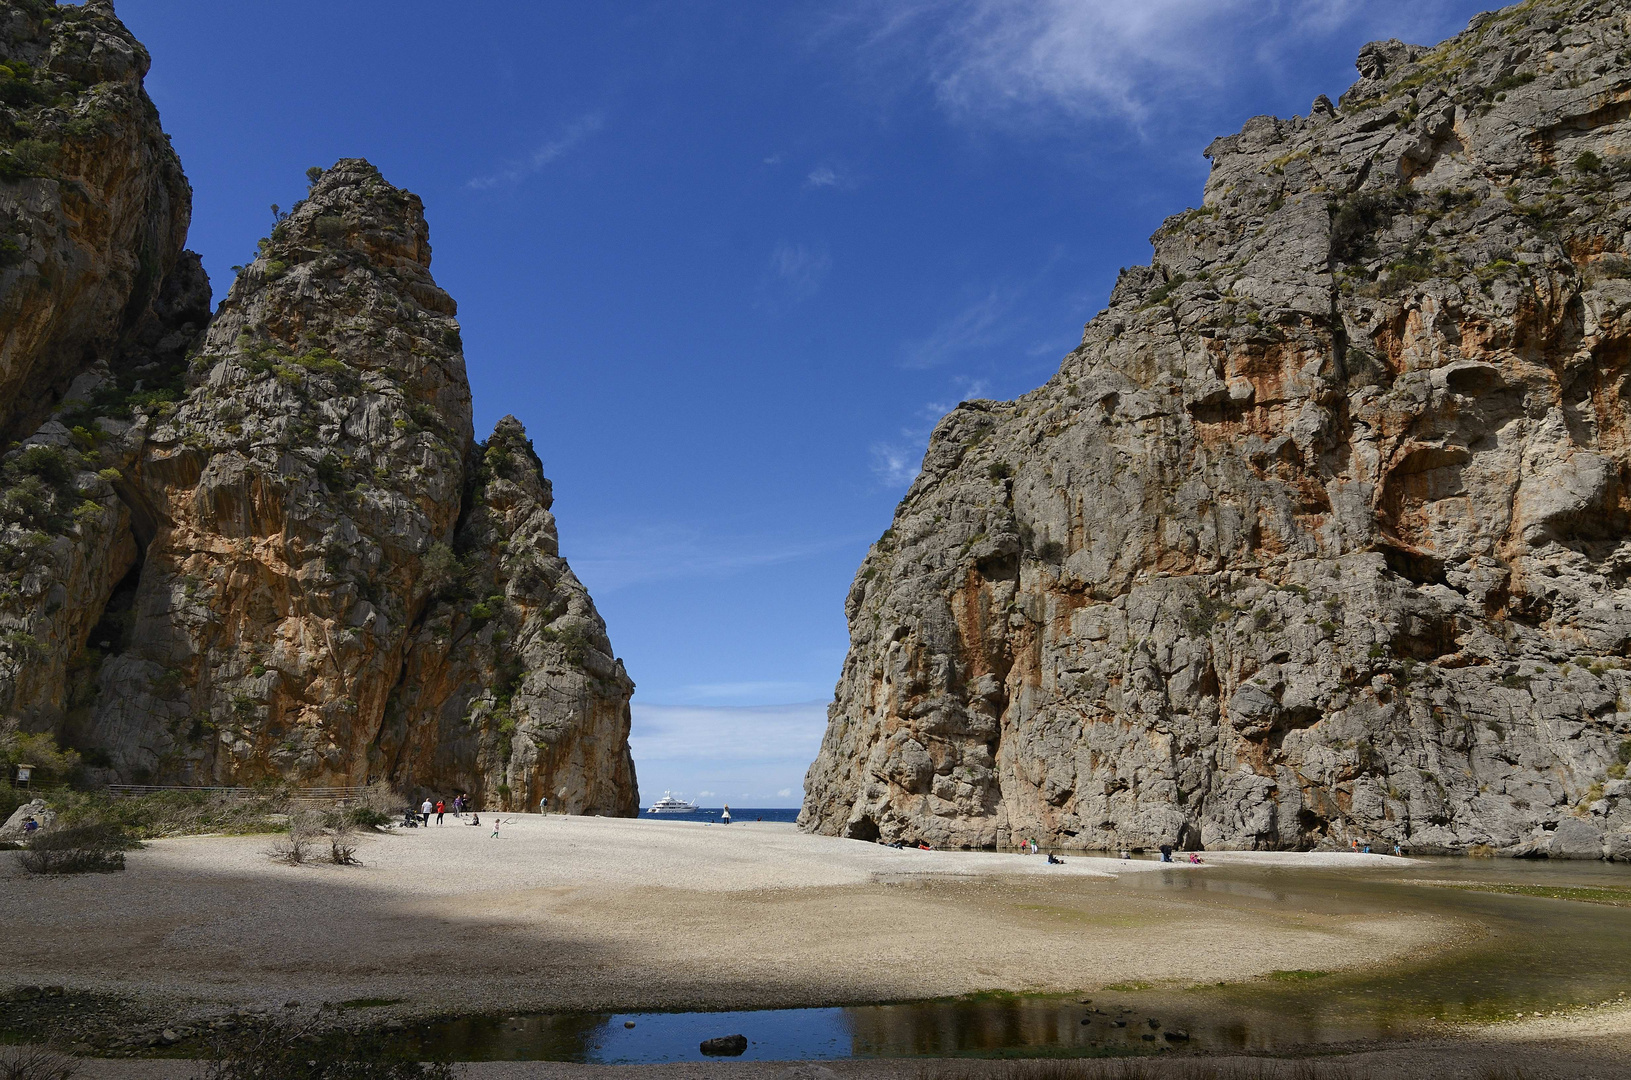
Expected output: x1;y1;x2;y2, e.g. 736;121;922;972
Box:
340;782;404;831
56;789;289;838
266;833;312;865
0;1046;78;1080
269;810;363;867
16;823;134;875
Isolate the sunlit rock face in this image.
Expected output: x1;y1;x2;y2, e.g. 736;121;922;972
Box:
0;2;635;813
803;0;1631;858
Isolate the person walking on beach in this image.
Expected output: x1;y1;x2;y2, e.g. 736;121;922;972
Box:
435;799;445;826
1160;843;1173;863
491;817;501;839
722;804;731;825
420;797;433;825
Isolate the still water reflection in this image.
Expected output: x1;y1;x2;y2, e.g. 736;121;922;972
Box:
400;857;1631;1063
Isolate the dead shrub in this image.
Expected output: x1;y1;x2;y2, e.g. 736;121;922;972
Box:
266;833;312;865
330;838;360;865
350;781;404;830
16;823;136;875
0;1045;78;1080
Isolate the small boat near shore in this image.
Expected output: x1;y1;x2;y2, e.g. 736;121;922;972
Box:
646;792;700;815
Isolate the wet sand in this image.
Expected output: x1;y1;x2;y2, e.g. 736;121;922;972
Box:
2;815;1438;1014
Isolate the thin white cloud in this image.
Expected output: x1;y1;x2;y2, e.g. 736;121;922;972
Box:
902;286;1017;368
677;680;829;703
468;111;605;189
563;524;858;594
631;701;827;807
841;0;1480;129
764;241;832;304
806;165;840;187
873;375;996;489
870;442;921;488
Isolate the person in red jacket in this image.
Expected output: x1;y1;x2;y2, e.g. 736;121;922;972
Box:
435;799;445;826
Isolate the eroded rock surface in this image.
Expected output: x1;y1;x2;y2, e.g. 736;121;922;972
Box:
384;417;637;815
0;0;204;738
803;0;1631;858
0;3;634;811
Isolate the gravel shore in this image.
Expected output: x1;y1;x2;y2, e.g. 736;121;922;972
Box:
3;814;1436;1017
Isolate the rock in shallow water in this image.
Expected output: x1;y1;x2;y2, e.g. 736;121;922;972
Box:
700;1034;748;1056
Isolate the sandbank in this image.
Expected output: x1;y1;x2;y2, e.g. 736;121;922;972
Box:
3;814;1439;1015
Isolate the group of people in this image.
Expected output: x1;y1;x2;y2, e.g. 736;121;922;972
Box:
403;793;495;834
415;793;475;825
401;793;560;839
1351;838;1405;856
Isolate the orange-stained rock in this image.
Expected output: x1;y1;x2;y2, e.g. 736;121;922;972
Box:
803;1;1631;859
0;3;636;811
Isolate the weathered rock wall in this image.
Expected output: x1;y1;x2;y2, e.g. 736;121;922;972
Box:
0;0;203;736
0;0;192;444
803;0;1631;858
0;2;637;812
383;416;638;815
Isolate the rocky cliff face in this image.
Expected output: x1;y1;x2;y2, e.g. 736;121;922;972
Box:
384;417;638;815
804;0;1631;858
0;0;192;445
0;0;202;740
0;4;634;812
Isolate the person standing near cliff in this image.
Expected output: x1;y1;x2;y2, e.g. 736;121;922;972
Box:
420;797;433;825
435;799;445;826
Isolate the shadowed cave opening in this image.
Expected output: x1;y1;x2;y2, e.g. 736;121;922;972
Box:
845;815;880;842
87;560;142;655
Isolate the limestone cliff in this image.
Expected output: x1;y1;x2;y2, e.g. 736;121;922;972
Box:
804;0;1631;858
0;0;204;739
384;417;638;816
0;4;634;811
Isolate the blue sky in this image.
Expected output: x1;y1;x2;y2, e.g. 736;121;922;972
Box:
116;0;1497;807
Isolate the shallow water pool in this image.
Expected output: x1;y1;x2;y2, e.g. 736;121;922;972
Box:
394;856;1631;1063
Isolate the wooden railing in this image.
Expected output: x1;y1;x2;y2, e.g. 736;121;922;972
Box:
105;784;369;803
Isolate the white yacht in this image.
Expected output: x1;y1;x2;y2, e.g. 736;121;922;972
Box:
646;792;699;814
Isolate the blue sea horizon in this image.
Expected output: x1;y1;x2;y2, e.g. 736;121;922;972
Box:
637;806;800;823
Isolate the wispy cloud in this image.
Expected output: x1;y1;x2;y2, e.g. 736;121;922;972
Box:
763;241;832;304
869;442;921;488
468;111;605;189
872;375;996;489
563;524;858;594
839;0;1479;129
674;680;830;703
630;701;828;807
902;285;1018;369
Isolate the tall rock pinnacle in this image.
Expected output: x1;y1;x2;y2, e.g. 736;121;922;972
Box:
0;3;636;813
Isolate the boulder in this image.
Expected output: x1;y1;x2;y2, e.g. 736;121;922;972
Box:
0;799;55;841
700;1034;748;1056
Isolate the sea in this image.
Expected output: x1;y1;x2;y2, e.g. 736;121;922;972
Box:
636;806;800;824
